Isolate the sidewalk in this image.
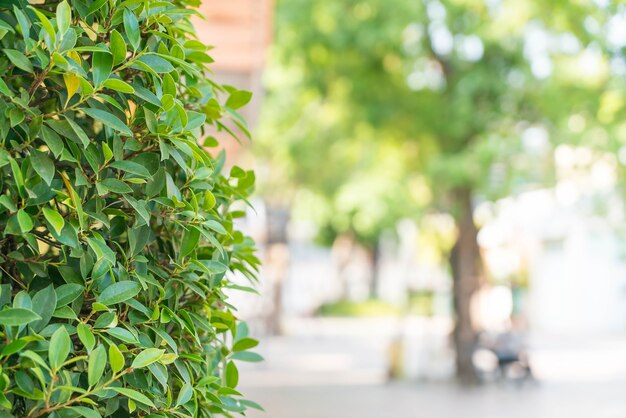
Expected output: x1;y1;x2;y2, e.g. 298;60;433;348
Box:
240;317;626;418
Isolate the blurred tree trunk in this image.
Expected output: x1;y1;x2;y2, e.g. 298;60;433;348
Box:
449;187;482;385
367;240;381;298
265;206;290;335
333;234;356;300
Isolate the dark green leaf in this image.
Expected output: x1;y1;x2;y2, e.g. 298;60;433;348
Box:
82;108;132;136
97;281;141;305
31;150;55;185
110;387;155;408
0;308;40;326
4;49;33;73
31;285;56;332
92;51;112;86
123;9;140;51
99;178;133;194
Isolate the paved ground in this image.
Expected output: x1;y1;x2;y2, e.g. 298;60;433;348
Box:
243;381;626;418
239;318;626;418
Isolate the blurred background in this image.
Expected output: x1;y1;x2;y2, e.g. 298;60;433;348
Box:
197;1;626;417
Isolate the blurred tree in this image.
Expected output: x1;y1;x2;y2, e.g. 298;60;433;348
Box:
257;0;606;383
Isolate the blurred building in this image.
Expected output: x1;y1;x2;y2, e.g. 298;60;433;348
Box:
192;0;273;157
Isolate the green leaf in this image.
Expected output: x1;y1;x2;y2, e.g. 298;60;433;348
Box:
86;0;107;16
65;116;90;148
105;327;138;344
176;383;193;406
49;326;71;370
43;206;65;235
181;226;200;258
130;348;164;369
29;7;56;40
55;283;83;307
109;344;124;373
123;9;140;51
82;108;133;136
71;406;102;418
3;49;33;73
232;338;259;352
0;308;40;326
1;339;30;357
103;79;134;94
56;0;71;35
109;387;155;408
110;30;127;65
31;150;55;185
225;361;239;388
226;90;253;110
137;55;174;73
99;178;133;194
40;125;64;158
97;281;141;305
92;51;112;86
231;351;264;362
77;323;95;352
0;78;13;97
31;285;57;332
110;160;150;177
88;345;107;386
17;209;33;233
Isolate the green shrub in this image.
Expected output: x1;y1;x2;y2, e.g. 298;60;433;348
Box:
0;0;260;416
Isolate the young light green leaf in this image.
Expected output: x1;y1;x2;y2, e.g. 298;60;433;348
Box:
109;344;124;373
17;209;33;233
232;338;259;352
226;90;253;110
103;79;134;94
43;206;65;235
225;361;239;388
77;323;95;352
56;0;71;35
97;281;141;305
88;345;106;386
130;348;164;369
29;7;56;40
49;326;71;370
110;30;127;65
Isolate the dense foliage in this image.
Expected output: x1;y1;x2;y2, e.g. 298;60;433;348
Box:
0;0;260;416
